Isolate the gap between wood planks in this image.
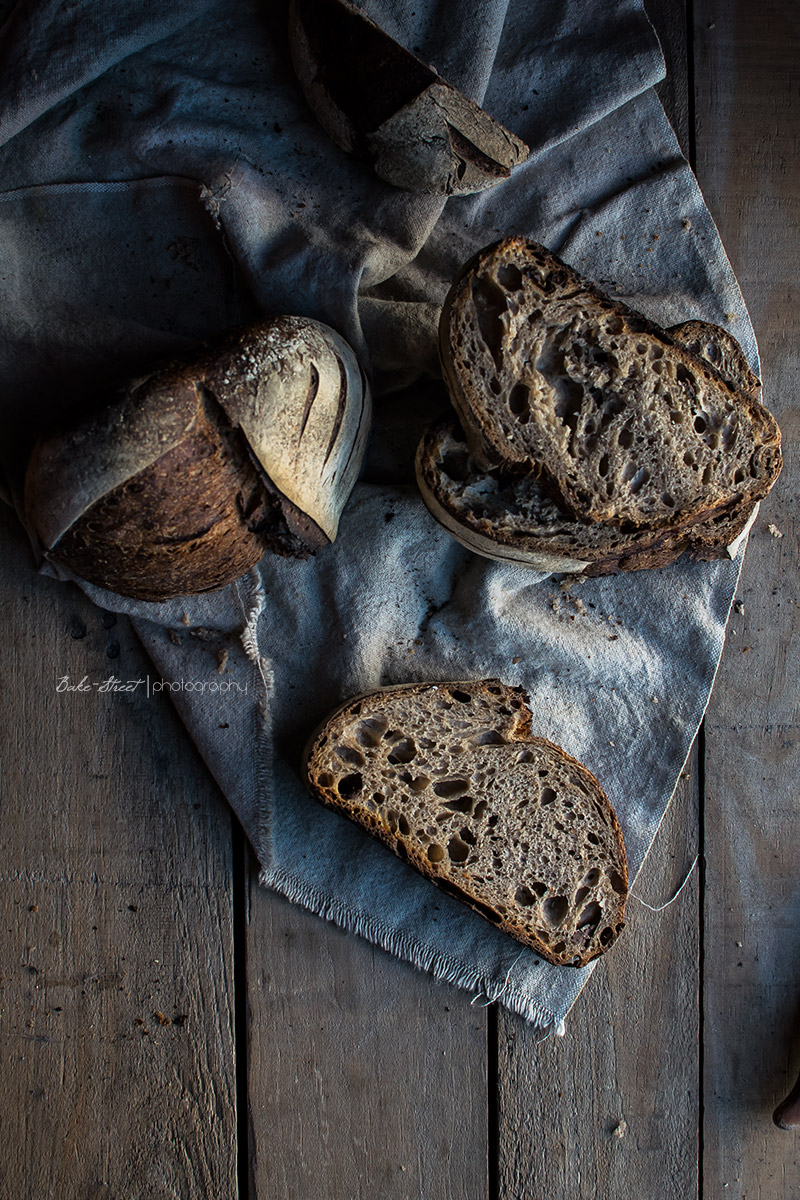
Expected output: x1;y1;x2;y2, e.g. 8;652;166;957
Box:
233;819;253;1200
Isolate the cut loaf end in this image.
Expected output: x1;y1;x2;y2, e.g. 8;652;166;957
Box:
304;679;628;967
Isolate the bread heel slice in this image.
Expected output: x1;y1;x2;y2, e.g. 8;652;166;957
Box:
304;679;628;967
288;0;529;195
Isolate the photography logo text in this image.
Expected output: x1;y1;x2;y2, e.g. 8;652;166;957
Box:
56;674;248;697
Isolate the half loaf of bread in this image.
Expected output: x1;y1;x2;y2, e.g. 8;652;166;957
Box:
438;238;781;534
417;319;761;574
288;0;529;195
304;679;628;967
24;317;371;601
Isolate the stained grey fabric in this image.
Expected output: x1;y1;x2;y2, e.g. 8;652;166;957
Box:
0;0;753;1031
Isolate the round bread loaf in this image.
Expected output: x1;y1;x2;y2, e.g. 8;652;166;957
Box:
24;316;371;601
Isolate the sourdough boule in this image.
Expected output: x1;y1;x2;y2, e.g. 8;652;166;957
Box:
24;316;371;601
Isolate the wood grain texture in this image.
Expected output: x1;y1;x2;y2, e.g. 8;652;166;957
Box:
244;844;489;1200
0;507;238;1199
496;770;700;1200
3;5;798;1200
694;0;800;1193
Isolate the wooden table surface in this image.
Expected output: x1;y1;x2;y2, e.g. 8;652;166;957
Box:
2;1;798;1196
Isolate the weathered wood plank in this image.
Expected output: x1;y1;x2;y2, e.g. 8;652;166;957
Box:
0;507;239;1198
694;1;800;1194
495;4;702;1195
244;842;489;1200
649;0;691;155
496;770;700;1200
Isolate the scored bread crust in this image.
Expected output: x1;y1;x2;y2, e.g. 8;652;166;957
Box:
303;679;628;967
439;238;781;531
24;316;371;602
43;385;318;601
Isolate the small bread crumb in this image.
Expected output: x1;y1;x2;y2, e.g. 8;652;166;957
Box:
767;523;783;538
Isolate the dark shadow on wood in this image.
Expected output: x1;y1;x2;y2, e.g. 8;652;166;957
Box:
233;818;253;1200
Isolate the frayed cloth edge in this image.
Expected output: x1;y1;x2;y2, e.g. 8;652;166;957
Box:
237;568;275;868
258;862;583;1038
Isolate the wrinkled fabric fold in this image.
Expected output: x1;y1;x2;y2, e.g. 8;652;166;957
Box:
0;0;754;1032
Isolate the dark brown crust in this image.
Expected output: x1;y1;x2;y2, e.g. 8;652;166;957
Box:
288;0;528;195
51;386;320;601
289;0;437;145
23;314;373;602
303;679;628;967
438;237;782;529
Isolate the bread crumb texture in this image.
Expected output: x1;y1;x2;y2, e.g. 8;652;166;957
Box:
440;238;781;529
305;679;628;966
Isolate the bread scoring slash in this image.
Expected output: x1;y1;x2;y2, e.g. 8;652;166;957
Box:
304;679;628;967
24;317;371;601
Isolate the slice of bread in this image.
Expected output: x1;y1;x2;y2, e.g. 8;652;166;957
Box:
668;319;762;399
417;319;760;574
416;416;756;575
439;238;781;531
303;680;628;966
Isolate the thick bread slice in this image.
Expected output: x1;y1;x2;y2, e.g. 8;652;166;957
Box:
439;238;781;529
417;319;760;575
416;417;755;576
303;680;628;967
